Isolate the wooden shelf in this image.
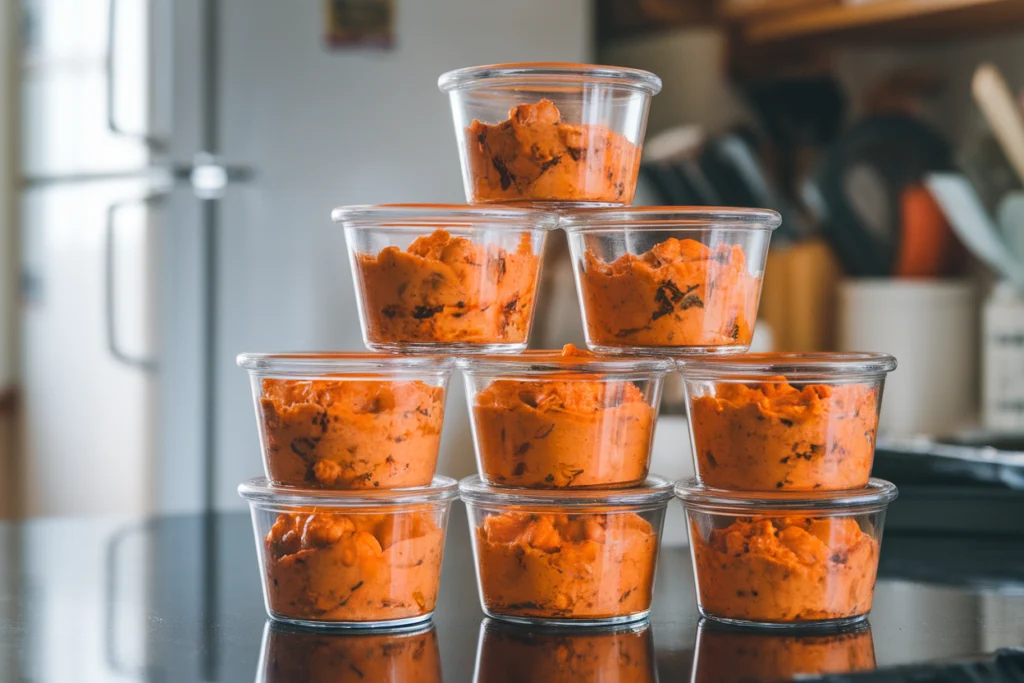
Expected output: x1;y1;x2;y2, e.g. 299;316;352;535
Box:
744;0;1024;44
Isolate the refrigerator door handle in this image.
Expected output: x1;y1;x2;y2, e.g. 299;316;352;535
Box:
106;0;165;152
104;194;163;372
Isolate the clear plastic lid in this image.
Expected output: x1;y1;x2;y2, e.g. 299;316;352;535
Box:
457;350;674;376
238;476;459;507
559;206;783;232
678;352;897;382
331;203;559;229
675;478;898;514
438;62;662;96
236;352;454;377
459;475;674;508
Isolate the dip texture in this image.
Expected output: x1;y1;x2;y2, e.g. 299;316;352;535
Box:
475;511;658;620
264;510;444;623
472;344;655;488
356;229;540;345
258;378;444;489
580;238;758;348
690;379;879;491
466;99;641;204
691;517;879;623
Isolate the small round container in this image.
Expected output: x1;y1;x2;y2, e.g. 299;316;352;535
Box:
239;476;458;629
333;204;558;353
257;620;442;683
438;63;662;206
676;479;898;629
561;207;780;355
460;475;674;627
474;618;656;683
691;620;876;683
679;353;897;491
237;353;454;490
458;348;672;489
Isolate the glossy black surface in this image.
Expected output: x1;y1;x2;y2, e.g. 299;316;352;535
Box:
1;504;1023;681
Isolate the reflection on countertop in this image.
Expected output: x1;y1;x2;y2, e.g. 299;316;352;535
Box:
691;621;875;683
475;618;656;682
257;621;442;683
0;506;1023;681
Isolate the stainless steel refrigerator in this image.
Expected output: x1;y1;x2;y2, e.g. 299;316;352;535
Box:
17;0;591;518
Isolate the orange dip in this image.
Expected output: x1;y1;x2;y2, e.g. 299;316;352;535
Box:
476;511;657;620
259;378;444;489
690;379;879;491
478;623;655;683
356;229;540;345
472;344;654;488
264;510;444;623
692;517;879;623
466;99;641;204
580;238;759;348
693;626;875;683
263;625;442;683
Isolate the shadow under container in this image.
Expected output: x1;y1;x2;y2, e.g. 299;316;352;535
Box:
237;352;454;490
679;352;897;491
458;350;673;489
438;63;662;206
238;476;458;629
257;620;442;683
474;617;656;683
677;479;897;629
460;475;674;627
691;619;875;683
561;207;779;355
333;204;557;353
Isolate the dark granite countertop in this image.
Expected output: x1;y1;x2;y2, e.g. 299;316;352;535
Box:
1;502;1023;682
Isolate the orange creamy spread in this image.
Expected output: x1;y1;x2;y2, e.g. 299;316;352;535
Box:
265;510;444;623
259;378;444;489
581;238;759;348
357;229;540;345
264;626;442;683
478;624;655;683
466;99;641;204
690;379;879;491
476;511;657;620
692;517;878;623
473;344;654;488
693;626;875;683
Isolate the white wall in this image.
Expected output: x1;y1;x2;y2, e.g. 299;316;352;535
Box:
0;0;16;392
212;0;592;509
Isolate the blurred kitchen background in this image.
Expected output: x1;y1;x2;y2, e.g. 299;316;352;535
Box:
1;0;1024;521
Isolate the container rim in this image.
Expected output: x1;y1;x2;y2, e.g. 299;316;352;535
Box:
236;352;455;375
559;206;782;231
331;203;559;229
457;349;674;375
438;62;662;95
678;352;897;381
459;475;674;507
238;476;459;506
675;477;898;513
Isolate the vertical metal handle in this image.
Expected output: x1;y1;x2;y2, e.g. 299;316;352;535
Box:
106;0;165;150
104;194;163;371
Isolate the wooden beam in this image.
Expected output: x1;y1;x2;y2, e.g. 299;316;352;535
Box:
745;0;1024;44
